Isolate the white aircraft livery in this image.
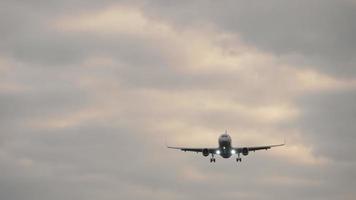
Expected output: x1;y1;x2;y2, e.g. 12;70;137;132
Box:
167;130;285;163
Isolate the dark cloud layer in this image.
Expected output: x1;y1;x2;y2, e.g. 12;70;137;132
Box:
298;89;356;162
142;0;356;77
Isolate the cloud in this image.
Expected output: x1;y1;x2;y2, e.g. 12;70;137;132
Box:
0;1;356;200
298;89;356;162
142;0;356;77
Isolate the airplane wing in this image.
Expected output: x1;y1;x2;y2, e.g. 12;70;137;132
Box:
234;143;285;153
167;146;218;153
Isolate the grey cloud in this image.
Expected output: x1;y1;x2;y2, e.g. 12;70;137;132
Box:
0;85;89;146
297;89;356;162
0;124;330;200
1;23;181;68
2;1;356;76
0;73;337;200
142;0;356;77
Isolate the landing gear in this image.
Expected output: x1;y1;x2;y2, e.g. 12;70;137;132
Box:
210;154;216;163
236;153;242;162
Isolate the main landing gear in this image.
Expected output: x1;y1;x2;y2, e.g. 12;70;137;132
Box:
236;153;242;163
210;154;216;163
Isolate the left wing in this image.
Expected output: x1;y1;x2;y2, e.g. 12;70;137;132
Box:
167;146;217;153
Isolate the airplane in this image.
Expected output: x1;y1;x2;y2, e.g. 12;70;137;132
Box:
167;130;285;163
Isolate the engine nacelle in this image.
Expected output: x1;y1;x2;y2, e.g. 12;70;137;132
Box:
242;147;249;156
202;148;209;157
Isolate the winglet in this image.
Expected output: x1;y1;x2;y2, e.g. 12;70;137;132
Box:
165;137;168;148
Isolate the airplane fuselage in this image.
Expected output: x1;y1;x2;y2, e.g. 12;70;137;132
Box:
218;134;233;158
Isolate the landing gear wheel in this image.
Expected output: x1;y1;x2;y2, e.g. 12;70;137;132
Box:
210;153;216;163
236;153;242;162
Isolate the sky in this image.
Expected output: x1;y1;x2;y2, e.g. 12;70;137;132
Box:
1;0;356;199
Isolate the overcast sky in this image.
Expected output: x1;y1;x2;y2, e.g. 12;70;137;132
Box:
1;1;356;200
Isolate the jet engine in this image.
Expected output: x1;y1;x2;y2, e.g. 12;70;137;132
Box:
202;148;209;157
242;147;249;156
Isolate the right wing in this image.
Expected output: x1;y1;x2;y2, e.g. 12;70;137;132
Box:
233;143;285;153
167;146;217;153
245;143;285;151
